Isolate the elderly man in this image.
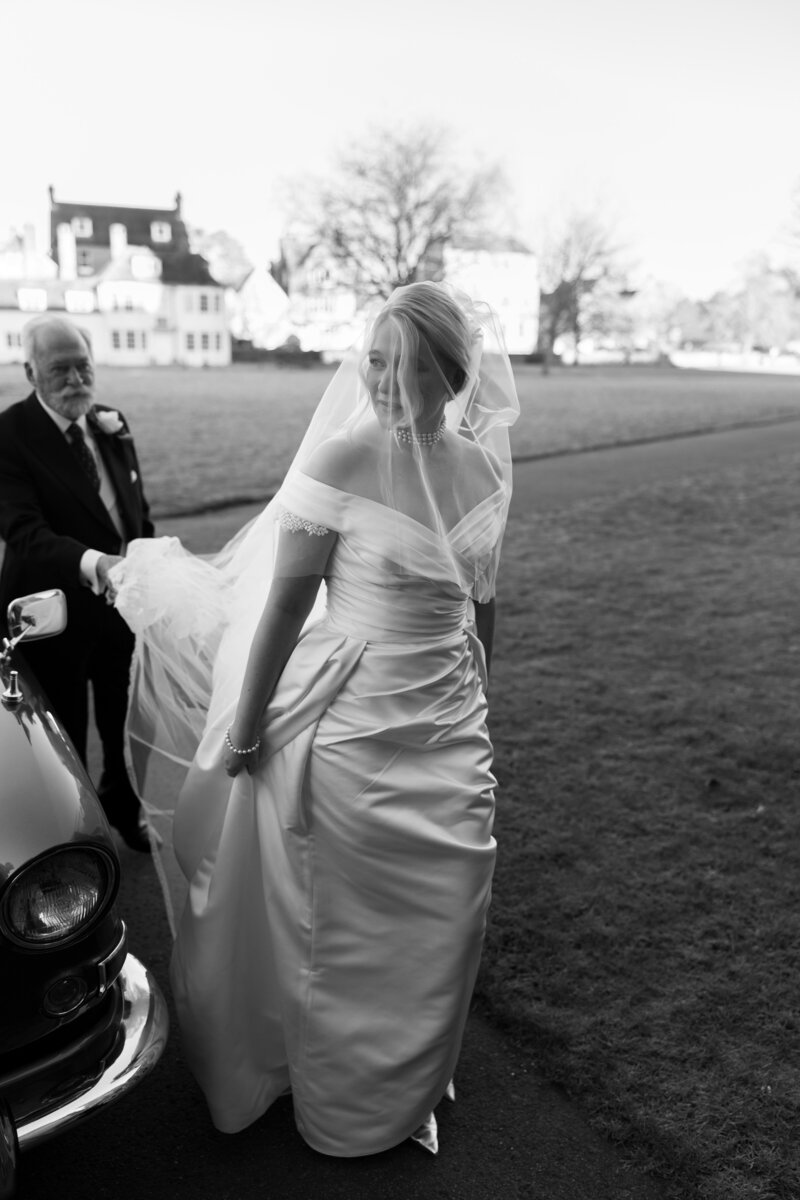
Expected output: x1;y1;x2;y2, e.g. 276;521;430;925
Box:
0;315;155;851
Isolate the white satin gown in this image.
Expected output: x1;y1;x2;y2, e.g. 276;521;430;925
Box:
169;470;502;1156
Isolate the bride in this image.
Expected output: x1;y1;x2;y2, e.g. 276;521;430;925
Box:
112;280;519;1157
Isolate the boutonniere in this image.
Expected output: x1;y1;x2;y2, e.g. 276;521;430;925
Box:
92;409;132;439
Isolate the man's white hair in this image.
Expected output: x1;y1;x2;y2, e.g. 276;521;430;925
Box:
22;315;93;365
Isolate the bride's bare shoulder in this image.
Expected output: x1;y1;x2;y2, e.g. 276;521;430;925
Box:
448;435;503;488
303;435;374;490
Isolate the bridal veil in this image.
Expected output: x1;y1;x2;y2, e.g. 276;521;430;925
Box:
111;281;519;931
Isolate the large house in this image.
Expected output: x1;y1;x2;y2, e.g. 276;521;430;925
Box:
0;190;230;367
439;238;539;356
264;235;539;358
226;265;291;350
268;238;363;356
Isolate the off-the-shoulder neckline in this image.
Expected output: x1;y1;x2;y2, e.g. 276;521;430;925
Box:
287;469;508;538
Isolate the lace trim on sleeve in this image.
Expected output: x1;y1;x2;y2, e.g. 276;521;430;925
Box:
275;507;332;537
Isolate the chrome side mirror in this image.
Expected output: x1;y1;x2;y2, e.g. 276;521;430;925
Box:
7;590;67;644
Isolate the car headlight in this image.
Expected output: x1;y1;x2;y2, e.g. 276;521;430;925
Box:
1;847;116;947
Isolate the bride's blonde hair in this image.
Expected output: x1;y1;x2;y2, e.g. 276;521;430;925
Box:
381;282;472;397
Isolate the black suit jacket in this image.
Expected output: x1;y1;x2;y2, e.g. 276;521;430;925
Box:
0;393;154;635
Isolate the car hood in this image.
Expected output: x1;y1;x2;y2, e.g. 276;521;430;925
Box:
0;657;115;878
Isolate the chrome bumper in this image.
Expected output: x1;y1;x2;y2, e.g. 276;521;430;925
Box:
16;955;168;1150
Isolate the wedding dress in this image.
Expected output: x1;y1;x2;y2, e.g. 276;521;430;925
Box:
112;283;518;1156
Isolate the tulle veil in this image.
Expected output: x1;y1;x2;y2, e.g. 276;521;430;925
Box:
111;281;519;932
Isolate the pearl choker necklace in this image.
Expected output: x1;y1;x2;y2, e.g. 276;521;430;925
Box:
395;422;446;446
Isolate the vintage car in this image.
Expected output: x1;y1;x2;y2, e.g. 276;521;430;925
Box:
0;589;168;1198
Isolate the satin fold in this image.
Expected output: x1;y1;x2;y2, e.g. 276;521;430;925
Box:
165;476;499;1155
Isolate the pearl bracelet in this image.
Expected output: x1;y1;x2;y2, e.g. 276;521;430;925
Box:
224;726;261;756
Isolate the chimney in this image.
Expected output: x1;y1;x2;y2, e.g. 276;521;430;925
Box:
110;223;128;260
56;223;77;281
174;191;182;215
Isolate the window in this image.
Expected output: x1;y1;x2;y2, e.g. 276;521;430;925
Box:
126;331;136;349
201;333;209;350
17;288;47;312
6;332;22;348
186;333;195;351
214;293;222;312
71;217;93;238
155;317;168;332
150;221;172;243
112;331;121;349
124;296;134;311
215;333;221;350
65;290;95;314
77;247;93;275
141;332;148;350
199;294;209;312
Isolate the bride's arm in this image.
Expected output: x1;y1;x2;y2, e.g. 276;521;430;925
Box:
225;525;337;775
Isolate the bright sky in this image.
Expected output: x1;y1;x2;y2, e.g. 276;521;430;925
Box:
3;0;798;298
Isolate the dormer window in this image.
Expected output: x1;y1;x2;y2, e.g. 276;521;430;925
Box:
65;290;95;314
151;221;172;243
131;253;162;280
17;288;47;312
71;217;93;238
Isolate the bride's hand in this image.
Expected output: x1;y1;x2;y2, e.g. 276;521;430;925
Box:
223;726;262;777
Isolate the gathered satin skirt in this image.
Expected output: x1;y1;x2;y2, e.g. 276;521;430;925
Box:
169;617;496;1156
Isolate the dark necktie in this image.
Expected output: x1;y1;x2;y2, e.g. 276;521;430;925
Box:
67;423;101;491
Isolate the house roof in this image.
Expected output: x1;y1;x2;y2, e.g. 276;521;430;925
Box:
91;246;222;288
0;280;71;310
93;248;158;284
47;190;222;286
0;254;219;307
159;252;221;286
50;191;190;256
236;267;257;291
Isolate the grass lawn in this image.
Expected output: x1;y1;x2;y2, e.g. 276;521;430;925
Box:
2;361;800;516
486;455;800;1200
2;360;799;1196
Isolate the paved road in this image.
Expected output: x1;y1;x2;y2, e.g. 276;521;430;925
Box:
156;415;800;556
18;417;800;1200
20;854;666;1200
508;416;800;514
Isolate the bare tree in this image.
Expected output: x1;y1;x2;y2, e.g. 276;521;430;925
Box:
537;209;627;369
664;258;800;355
730;256;800;351
290;125;506;298
188;227;254;288
782;178;800;296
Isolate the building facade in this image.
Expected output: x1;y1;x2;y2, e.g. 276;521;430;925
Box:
0;190;230;367
268;235;539;357
441;241;539;356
